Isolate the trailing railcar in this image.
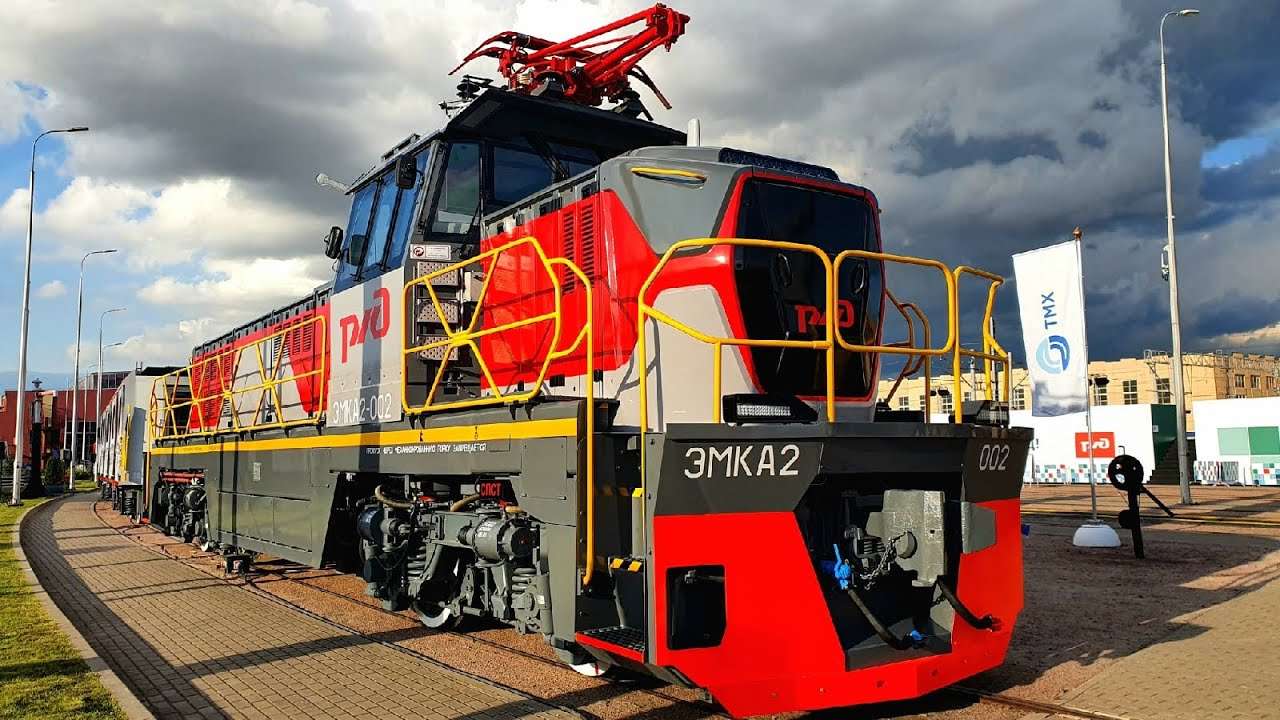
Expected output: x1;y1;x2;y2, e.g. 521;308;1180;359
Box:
142;6;1031;717
93;366;178;517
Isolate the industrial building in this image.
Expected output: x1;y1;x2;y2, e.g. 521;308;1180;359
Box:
878;350;1280;430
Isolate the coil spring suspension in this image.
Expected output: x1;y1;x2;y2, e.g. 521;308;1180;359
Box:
405;537;429;587
511;566;536;594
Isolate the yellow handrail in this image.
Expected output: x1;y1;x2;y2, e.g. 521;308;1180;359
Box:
638;237;838;433
881;289;930;414
148;314;327;441
402;236;572;414
952;266;1011;422
832;250;957;358
399;237;599;586
634;238;1011;551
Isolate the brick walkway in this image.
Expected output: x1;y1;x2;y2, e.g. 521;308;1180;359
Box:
22;493;575;720
1027;570;1280;720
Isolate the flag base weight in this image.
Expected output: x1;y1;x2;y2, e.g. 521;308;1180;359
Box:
1072;521;1122;548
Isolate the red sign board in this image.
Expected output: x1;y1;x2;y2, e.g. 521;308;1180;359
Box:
1075;432;1116;458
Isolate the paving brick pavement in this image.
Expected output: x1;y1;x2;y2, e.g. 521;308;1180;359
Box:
1029;572;1280;720
22;493;577;720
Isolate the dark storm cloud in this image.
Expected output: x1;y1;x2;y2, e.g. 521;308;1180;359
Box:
895;127;1063;176
1190;293;1280;338
2;0;1278;361
1116;2;1280;144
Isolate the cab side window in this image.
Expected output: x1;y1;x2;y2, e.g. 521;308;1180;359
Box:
432;142;480;236
361;173;396;277
337;180;377;291
385;150;430;270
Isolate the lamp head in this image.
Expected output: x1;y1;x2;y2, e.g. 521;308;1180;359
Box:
1178;9;1200;16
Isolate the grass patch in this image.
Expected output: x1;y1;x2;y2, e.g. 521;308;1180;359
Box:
0;497;125;720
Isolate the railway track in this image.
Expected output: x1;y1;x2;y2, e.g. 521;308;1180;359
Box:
97;501;1136;720
242;564;723;719
951;686;1132;720
96;501;726;720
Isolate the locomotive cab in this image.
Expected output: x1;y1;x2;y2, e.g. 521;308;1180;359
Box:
322;88;685;427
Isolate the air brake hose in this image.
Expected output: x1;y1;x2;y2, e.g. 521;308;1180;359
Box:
374;484;415;510
449;493;482;513
937;580;998;631
845;586;917;651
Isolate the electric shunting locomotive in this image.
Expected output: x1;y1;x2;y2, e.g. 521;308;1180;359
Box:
140;5;1031;716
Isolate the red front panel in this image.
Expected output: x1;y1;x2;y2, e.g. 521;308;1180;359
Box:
652;498;1022;717
477;190;737;388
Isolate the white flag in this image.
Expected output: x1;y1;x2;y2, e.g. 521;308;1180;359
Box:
1012;240;1089;416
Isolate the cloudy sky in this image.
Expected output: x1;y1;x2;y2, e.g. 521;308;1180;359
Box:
1;0;1278;383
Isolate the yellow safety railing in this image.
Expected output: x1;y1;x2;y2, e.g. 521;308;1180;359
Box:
148;314;328;441
833;250;958;422
403;236;575;413
634;237;1010;557
952;266;1011;422
400;235;598;585
880;288;931;411
638;238;838;428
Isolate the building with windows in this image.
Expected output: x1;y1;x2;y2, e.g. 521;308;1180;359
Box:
1;371;131;476
877;351;1280;430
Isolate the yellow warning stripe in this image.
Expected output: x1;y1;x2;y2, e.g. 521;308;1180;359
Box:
609;558;644;572
152;418;577;456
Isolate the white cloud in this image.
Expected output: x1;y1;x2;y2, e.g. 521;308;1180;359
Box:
1;176;327;268
103;319;224;368
139;257;328;315
1211;323;1280;354
35;280;66;299
0;81;37;142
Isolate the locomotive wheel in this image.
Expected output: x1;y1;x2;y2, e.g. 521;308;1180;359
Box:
414;601;461;630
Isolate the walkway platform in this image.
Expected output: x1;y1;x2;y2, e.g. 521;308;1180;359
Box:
1022;562;1280;720
21;493;574;720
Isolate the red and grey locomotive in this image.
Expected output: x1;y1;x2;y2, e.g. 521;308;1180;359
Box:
141;6;1031;716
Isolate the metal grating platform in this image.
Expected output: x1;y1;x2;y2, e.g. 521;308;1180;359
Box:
579;626;646;653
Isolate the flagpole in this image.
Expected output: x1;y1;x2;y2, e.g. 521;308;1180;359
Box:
1071;227;1119;547
1074;228;1100;521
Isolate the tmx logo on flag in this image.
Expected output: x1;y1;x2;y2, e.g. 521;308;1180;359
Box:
1013;240;1088;416
1034;292;1070;375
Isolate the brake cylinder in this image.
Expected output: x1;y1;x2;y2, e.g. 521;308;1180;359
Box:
461;516;534;561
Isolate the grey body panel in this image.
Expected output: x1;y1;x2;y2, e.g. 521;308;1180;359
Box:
150;401;583;569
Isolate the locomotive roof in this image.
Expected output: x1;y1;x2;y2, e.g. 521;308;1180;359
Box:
622;145;841;183
346;87;687;193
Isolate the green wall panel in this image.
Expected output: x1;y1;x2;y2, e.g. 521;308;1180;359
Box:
1219;427;1251;455
1248;426;1280;455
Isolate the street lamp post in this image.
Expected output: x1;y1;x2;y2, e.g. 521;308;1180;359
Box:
79;361;96;467
9;126;89;506
69;249;117;484
1160;8;1199;505
94;310;126;484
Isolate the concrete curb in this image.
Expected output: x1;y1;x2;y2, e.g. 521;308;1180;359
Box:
15;493;156;720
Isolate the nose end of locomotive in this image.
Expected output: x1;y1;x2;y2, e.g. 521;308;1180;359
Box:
646;422;1030;717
